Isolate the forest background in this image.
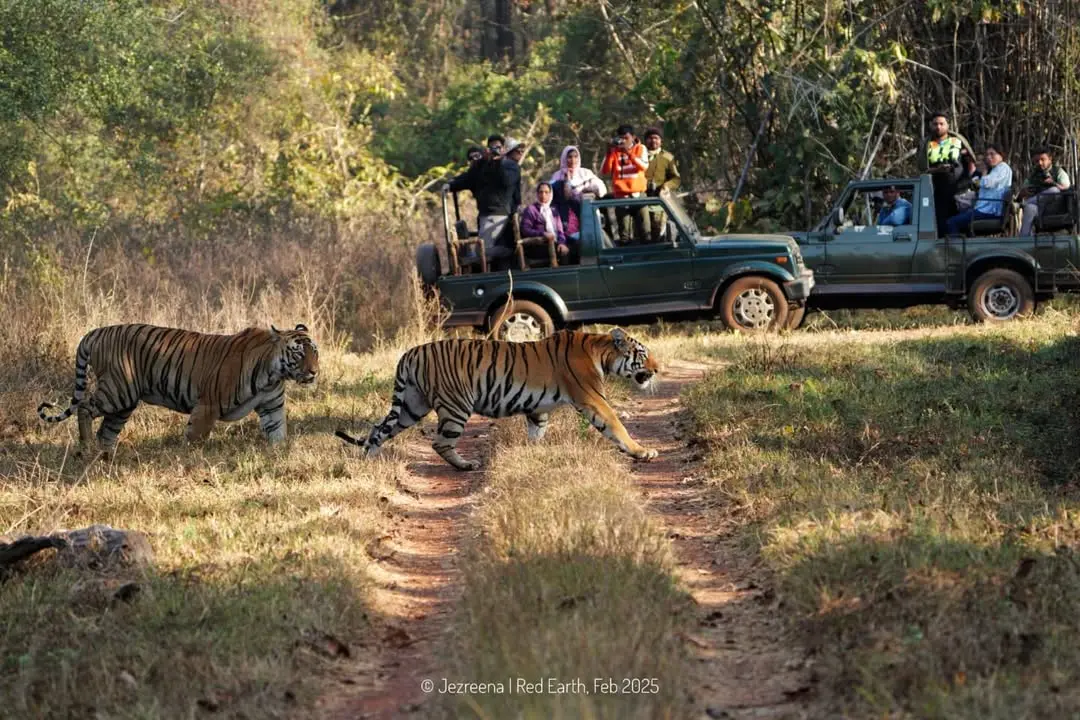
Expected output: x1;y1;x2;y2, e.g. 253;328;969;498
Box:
3;0;1079;351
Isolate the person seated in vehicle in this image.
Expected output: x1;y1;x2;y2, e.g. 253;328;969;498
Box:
953;148;982;211
549;179;581;245
550;145;606;244
643;127;681;242
1018;146;1072;236
519;181;571;263
944;144;1012;236
601;124;650;244
875;185;912;226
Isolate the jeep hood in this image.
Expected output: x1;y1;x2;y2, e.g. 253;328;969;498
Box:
695;233;800;252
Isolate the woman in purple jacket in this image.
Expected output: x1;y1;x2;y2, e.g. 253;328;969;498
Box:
519;181;570;260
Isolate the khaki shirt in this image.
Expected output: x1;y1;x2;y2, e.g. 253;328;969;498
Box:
645;150;681;194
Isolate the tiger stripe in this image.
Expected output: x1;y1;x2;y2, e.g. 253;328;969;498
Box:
336;328;659;471
38;323;319;459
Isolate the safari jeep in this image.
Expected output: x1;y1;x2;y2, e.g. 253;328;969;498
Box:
416;188;815;340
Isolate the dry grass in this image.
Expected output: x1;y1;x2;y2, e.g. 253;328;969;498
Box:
0;214;450;717
684;311;1080;718
436;412;694;719
0;343;414;717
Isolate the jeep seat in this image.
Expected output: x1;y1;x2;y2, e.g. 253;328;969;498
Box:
969;187;1013;236
511;212;559;270
1034;190;1077;233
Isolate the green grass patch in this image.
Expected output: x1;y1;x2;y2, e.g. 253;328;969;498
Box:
685;316;1080;717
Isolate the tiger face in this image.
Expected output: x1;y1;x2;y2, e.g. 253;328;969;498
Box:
607;328;659;389
274;324;319;385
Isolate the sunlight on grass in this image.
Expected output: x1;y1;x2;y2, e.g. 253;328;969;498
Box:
686;312;1080;718
437;413;693;719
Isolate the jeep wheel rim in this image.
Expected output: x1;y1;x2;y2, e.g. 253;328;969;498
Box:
732;288;775;329
500;312;543;342
981;284;1020;319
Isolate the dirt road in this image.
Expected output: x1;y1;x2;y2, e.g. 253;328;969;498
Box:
317;360;819;719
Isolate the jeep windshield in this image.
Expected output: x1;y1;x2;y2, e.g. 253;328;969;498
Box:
665;192;700;239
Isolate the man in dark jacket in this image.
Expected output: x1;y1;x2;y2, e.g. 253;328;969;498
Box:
444;134;521;263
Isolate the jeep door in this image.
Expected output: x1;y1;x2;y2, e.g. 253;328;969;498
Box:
817;184;919;289
595;199;697;309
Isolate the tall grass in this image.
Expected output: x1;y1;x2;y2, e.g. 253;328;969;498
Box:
0;211;447;717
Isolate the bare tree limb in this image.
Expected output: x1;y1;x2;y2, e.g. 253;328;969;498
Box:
597;0;639;77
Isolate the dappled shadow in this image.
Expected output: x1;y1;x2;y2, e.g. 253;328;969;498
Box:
700;331;1080;490
779;530;1080;717
685;328;1080;715
0;546;387;718
619;359;823;717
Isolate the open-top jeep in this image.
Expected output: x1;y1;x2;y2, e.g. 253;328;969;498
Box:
789;174;1080;324
416;188;815;340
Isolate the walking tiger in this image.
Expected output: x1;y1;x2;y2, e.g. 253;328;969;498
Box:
336;327;658;470
38;323;319;459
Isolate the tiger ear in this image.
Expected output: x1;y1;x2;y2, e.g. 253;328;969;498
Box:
271;325;281;337
609;327;628;349
295;323;308;332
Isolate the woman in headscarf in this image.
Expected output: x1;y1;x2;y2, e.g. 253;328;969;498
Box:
549;145;607;242
519;181;570;260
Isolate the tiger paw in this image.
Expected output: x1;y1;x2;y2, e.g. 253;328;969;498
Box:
457;460;482;472
635;448;658;461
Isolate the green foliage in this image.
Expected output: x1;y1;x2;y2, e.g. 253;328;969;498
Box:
0;0;422;231
5;0;1080;239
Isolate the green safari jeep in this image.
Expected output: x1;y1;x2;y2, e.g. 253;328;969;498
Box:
416;188;814;340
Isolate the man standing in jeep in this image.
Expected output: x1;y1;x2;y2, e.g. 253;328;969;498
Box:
923;113;969;237
643;127;681;242
601;124;650;243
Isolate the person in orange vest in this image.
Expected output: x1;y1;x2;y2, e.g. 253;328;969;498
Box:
601;124;650;243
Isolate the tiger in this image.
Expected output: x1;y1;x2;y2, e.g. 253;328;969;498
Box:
38;323;319;459
335;327;659;471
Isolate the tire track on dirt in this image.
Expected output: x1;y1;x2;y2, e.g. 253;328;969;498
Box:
623;360;822;720
318;358;822;719
316;424;485;720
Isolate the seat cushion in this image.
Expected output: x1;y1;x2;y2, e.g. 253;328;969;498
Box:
969;218;1004;236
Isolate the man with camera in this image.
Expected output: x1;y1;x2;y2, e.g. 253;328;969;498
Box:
601;124;650;243
1018;147;1072;236
443;133;518;263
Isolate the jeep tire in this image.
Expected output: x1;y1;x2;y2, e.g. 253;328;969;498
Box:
489;299;555;342
416;243;440;288
718;276;790;333
968;268;1034;323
